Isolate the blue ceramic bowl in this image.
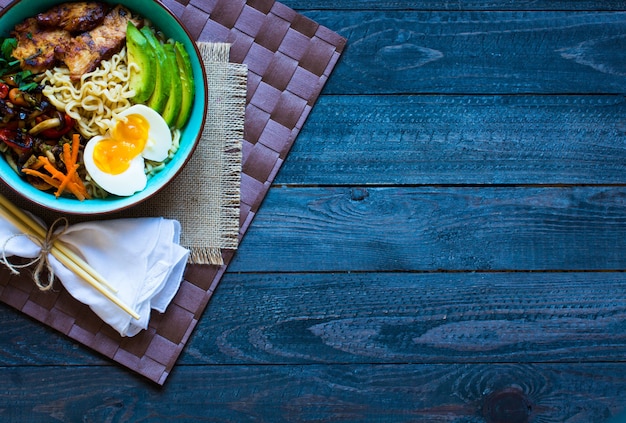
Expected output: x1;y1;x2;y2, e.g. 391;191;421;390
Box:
0;0;206;214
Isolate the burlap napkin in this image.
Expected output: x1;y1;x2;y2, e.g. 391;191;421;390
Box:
129;42;247;265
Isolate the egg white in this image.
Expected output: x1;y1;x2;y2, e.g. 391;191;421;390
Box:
83;104;173;196
119;104;172;162
83;135;147;196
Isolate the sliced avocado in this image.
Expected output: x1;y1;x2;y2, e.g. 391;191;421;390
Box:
140;26;171;114
173;41;195;129
126;22;156;103
161;43;182;127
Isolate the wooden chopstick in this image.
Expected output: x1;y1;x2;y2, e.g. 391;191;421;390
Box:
0;193;139;320
0;194;118;293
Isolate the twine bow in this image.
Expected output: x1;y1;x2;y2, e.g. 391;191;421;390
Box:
0;217;70;291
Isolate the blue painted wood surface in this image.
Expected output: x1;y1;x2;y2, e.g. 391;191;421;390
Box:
2;0;626;422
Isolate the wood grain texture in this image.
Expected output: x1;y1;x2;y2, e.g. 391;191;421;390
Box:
0;306;105;366
277;95;626;185
284;0;626;11
1;0;626;420
1;363;626;422
229;186;626;272
305;11;626;94
4;272;626;366
187;272;626;365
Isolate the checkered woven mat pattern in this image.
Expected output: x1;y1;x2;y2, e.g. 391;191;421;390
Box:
0;0;345;384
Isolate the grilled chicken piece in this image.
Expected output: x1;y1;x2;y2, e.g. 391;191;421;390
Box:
55;5;142;80
36;1;107;33
11;18;70;73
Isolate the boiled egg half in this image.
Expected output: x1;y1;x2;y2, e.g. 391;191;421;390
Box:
83;104;172;196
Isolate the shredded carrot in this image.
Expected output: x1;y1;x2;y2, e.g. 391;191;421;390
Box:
56;163;78;198
22;168;61;188
21;136;91;201
39;156;66;181
63;142;72;170
66;134;90;200
60;143;75;198
67;181;87;201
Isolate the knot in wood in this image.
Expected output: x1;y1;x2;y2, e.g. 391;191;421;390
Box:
350;188;369;202
482;387;532;423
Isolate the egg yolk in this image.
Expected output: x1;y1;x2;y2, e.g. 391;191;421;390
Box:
93;114;149;174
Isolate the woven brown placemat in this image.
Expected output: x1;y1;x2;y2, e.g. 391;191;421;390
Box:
0;0;346;384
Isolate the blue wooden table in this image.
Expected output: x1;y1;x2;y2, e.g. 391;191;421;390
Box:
2;0;626;421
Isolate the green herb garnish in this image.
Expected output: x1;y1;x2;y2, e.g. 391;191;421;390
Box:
1;38;17;59
0;37;37;91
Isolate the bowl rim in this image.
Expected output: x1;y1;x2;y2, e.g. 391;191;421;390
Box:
0;0;208;215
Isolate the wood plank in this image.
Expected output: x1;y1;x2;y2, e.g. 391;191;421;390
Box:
285;0;626;11
304;11;626;94
3;272;626;365
177;271;626;364
0;305;105;366
1;363;626;422
229;186;626;272
277;95;626;185
182;272;626;366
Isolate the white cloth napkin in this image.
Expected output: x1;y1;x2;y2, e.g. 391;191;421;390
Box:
0;215;189;337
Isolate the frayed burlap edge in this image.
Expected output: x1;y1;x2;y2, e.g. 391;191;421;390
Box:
186;43;247;265
129;43;247;265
